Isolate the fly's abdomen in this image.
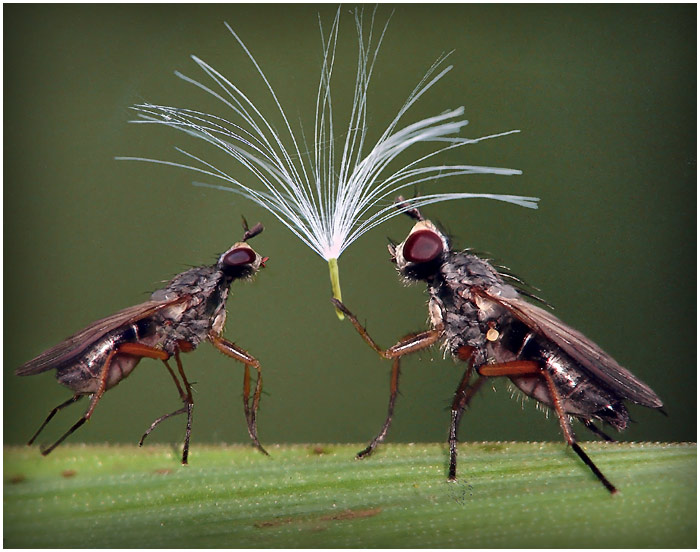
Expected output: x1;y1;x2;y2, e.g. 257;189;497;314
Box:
55;318;160;394
492;319;630;430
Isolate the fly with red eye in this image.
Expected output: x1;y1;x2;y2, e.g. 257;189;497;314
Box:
403;229;444;264
17;218;269;464
223;247;257;267
333;197;663;494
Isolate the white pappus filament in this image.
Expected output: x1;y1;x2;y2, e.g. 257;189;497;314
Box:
118;7;539;316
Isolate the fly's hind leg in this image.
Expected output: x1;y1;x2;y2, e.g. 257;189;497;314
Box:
37;343;194;459
580;418;616;442
209;332;268;456
331;298;442;459
538;369;617;494
477;360;618;494
39;349;119;456
27;395;84;446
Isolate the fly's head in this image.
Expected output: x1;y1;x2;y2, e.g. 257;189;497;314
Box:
389;219;449;283
218;221;268;280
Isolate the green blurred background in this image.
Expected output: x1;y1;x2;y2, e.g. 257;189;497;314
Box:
4;5;695;451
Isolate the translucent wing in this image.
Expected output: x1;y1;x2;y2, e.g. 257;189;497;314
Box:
477;288;663;408
16;297;190;376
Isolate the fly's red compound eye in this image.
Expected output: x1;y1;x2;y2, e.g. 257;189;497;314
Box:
222;247;256;267
403;230;443;264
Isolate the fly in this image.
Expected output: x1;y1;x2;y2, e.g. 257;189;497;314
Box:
17;219;269;464
332;198;663;494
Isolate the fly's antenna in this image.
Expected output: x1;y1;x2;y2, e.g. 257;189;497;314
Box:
394;195;424;221
241;216;264;242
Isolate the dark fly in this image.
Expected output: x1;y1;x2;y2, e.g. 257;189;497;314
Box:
332;201;663;494
17;220;269;464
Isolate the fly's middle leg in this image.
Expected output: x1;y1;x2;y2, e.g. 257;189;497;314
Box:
448;361;487;481
137;347;194;465
174;351;194;464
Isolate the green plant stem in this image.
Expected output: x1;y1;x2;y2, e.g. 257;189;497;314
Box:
328;257;344;320
4;442;695;548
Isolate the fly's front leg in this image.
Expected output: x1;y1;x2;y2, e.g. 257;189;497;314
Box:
332;298;442;459
356;358;400;459
357;331;442;459
332;298;441;359
208;332;268;456
477;360;618;494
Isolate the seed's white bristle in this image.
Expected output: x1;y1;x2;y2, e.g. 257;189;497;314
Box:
119;7;538;265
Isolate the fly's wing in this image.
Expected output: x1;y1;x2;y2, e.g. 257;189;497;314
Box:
477;288;663;408
16;297;190;376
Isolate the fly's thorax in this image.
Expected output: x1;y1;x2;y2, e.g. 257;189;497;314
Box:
207;278;231;336
147;265;234;354
430;250;518;361
170;274;231;350
441;251;504;290
152;265;224;301
427;274;486;358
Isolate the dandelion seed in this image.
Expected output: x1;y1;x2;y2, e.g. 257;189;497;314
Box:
118;7;539;319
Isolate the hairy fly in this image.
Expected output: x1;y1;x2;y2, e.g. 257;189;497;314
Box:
17;220;269;463
333;201;663;493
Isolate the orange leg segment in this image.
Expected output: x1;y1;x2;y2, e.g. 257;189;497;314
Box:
118;342;170;360
209;332;268;456
39;348;118;456
448;364;487;481
35;342;196;464
138;348;195;465
540;369;618;494
331;298;441;360
332;298;443;459
477;360;540;377
451;360;540;481
467;359;618;494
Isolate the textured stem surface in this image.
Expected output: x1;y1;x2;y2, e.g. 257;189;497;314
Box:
4;442;695;548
